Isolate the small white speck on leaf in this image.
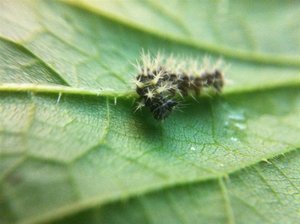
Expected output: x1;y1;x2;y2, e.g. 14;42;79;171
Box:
230;137;238;142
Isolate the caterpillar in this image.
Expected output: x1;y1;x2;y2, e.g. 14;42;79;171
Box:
134;51;225;120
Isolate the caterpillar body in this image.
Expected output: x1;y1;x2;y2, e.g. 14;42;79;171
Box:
134;52;225;120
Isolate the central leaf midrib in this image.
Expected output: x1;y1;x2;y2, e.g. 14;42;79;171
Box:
1;81;300;98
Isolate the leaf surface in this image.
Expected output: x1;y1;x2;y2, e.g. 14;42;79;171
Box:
0;1;299;224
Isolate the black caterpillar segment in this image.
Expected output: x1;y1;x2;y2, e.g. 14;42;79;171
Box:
145;96;178;120
134;52;225;120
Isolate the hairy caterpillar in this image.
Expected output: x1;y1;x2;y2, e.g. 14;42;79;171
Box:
134;51;225;120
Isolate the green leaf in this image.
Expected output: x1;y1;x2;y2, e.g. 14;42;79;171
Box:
0;1;299;224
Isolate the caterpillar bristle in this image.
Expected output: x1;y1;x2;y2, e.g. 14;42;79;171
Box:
134;51;226;120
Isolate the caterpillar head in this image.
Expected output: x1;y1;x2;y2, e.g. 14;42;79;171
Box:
147;97;178;120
